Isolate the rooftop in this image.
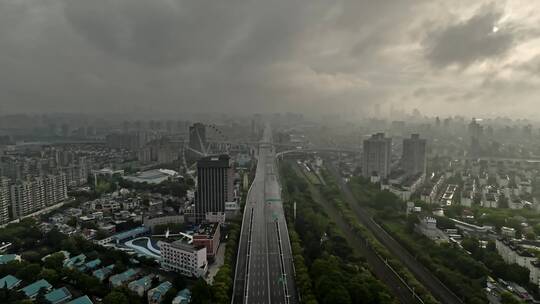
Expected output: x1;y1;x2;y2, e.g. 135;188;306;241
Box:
128;275;153;289
21;279;52;297
110;268;140;286
175;288;192;304
84;258;101;269
149;281;172;302
112;227;150;242
0;275;21;289
45;287;73;304
123;169;178;184
0;254;20;264
92;264;114;280
66;295;93;304
64;253;86;268
193;223;219;238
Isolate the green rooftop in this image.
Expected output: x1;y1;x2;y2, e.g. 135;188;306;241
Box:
149;281;172;302
45;287;72;304
0;275;21;290
92;264;114;281
0;254;20;264
64;253;86;268
109;268;140;287
84;258;101;269
20;279;52;298
67;295;93;304
128;275;152;289
175;288;192;304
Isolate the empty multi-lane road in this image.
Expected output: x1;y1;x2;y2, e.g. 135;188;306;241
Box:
232;125;297;304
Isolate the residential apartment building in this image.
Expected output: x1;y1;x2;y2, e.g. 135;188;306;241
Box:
496;238;540;288
0;178;10;224
362;133;392;180
402;134;427;177
9;174;67;219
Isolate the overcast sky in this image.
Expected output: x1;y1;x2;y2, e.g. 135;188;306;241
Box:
1;0;539;118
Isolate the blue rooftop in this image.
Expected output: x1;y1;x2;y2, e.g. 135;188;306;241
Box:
128;275;152;290
92;264;114;281
109;268;140;286
45;287;72;304
175;288;192;304
84;258;101;269
0;254;20;264
0;275;21;289
64;253;86;268
20;279;52;298
67;295;93;304
149;281;172;302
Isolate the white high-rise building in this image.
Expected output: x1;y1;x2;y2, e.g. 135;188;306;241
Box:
362;133;392;180
0;177;10;224
10;173;67;219
43;174;68;206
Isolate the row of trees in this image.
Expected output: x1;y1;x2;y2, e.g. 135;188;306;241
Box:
462;238;531;287
280;162;395;304
320;170;438;303
210;220;241;303
345;177;489;302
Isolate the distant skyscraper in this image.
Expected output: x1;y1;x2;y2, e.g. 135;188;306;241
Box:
468;118;483;158
188;123;207;158
362;133;392;179
468;118;483;139
402;134;427;176
195;155;233;221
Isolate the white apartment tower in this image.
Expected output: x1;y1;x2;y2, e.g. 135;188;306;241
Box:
0;178;10;224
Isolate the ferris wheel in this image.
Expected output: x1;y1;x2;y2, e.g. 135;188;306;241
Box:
185;123;230;158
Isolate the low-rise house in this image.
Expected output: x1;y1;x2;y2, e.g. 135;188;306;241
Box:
67;295;93;304
92;264;114;282
45;287;73;304
20;279;52;298
84;258;101;271
128;274;154;297
109;268;140;288
0;254;21;264
0;275;21;289
64;253;86;269
172;289;191;304
148;281;172;304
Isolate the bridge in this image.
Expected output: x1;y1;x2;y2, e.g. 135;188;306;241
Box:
232;125;297;304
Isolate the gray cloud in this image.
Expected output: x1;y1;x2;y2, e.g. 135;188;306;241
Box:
0;0;540;118
423;4;514;67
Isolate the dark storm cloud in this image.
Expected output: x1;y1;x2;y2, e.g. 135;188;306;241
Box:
64;0;246;66
424;4;514;67
1;0;540;118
